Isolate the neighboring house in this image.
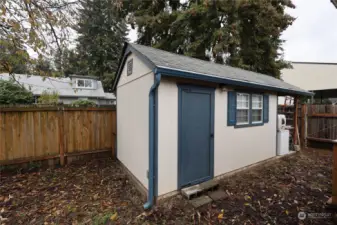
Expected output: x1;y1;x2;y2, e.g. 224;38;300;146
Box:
0;74;116;105
113;43;312;208
281;62;337;103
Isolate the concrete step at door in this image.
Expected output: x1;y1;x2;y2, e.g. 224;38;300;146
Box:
181;179;219;200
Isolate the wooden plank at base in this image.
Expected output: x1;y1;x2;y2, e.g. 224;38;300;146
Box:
65;149;111;157
0;149;112;166
0;155;59;166
310;113;337;118
307;137;337;144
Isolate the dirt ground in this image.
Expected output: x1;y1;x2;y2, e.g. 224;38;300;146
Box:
0;149;335;224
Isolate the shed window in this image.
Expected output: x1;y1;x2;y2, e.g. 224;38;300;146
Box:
236;93;250;125
228;91;269;127
252;94;263;123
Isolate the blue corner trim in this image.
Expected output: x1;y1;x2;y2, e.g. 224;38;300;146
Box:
156;67;313;97
144;71;161;210
263;94;269;123
227;91;236;126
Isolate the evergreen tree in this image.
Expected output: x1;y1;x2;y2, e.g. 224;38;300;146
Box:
126;0;294;78
34;59;54;76
76;0;128;91
54;48;89;76
236;0;294;78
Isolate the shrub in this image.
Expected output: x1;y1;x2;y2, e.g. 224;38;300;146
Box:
0;80;34;104
71;99;96;107
38;91;59;104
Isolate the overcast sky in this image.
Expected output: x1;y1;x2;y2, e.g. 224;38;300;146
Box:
127;0;337;63
281;0;337;62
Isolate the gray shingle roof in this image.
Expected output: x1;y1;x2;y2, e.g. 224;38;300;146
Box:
129;43;312;96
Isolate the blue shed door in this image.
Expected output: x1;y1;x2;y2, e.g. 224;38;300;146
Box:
178;85;214;188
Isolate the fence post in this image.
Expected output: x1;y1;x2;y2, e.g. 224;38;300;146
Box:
112;111;116;159
301;104;307;149
293;97;299;146
329;142;337;206
58;108;65;166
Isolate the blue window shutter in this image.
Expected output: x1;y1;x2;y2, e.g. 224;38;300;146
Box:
263;94;269;123
227;91;236;126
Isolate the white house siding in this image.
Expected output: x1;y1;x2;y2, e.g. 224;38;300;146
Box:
282;62;337;91
157;77;277;196
117;53;153;190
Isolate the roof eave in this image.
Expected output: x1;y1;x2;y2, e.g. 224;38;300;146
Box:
156;66;314;97
69;75;99;80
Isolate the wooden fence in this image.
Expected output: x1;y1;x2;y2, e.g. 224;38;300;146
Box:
0;106;116;166
307;104;337;140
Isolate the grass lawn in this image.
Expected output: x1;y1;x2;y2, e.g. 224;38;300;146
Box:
0;149;335;224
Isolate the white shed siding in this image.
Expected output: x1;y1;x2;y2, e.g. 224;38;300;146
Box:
117;53;153;88
157;78;277;196
282;63;337;91
157;78;179;195
213;90;277;176
117;53;153;189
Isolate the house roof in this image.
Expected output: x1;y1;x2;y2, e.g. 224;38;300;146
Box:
0;73;116;99
113;43;313;96
291;61;337;66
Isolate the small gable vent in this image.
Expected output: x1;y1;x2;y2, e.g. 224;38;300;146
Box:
127;59;133;76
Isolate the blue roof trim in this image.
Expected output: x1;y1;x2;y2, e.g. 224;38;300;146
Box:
156;67;313;96
112;43;156;91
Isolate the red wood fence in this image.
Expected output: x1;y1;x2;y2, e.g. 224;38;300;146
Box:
0;106;116;166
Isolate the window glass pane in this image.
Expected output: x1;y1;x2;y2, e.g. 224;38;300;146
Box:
244;99;249;108
237;109;249;124
85;80;92;87
252;95;263;109
77;79;84;87
237;101;242;108
252;109;263;123
237;93;249;109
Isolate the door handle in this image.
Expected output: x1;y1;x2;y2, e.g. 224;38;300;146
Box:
210;133;214;138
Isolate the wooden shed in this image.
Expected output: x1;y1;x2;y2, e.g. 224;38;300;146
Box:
112;43;313;209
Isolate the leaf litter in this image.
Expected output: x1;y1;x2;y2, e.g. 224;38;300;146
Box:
0;150;336;224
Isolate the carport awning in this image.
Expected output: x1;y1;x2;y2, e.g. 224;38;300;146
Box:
312;88;337;99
